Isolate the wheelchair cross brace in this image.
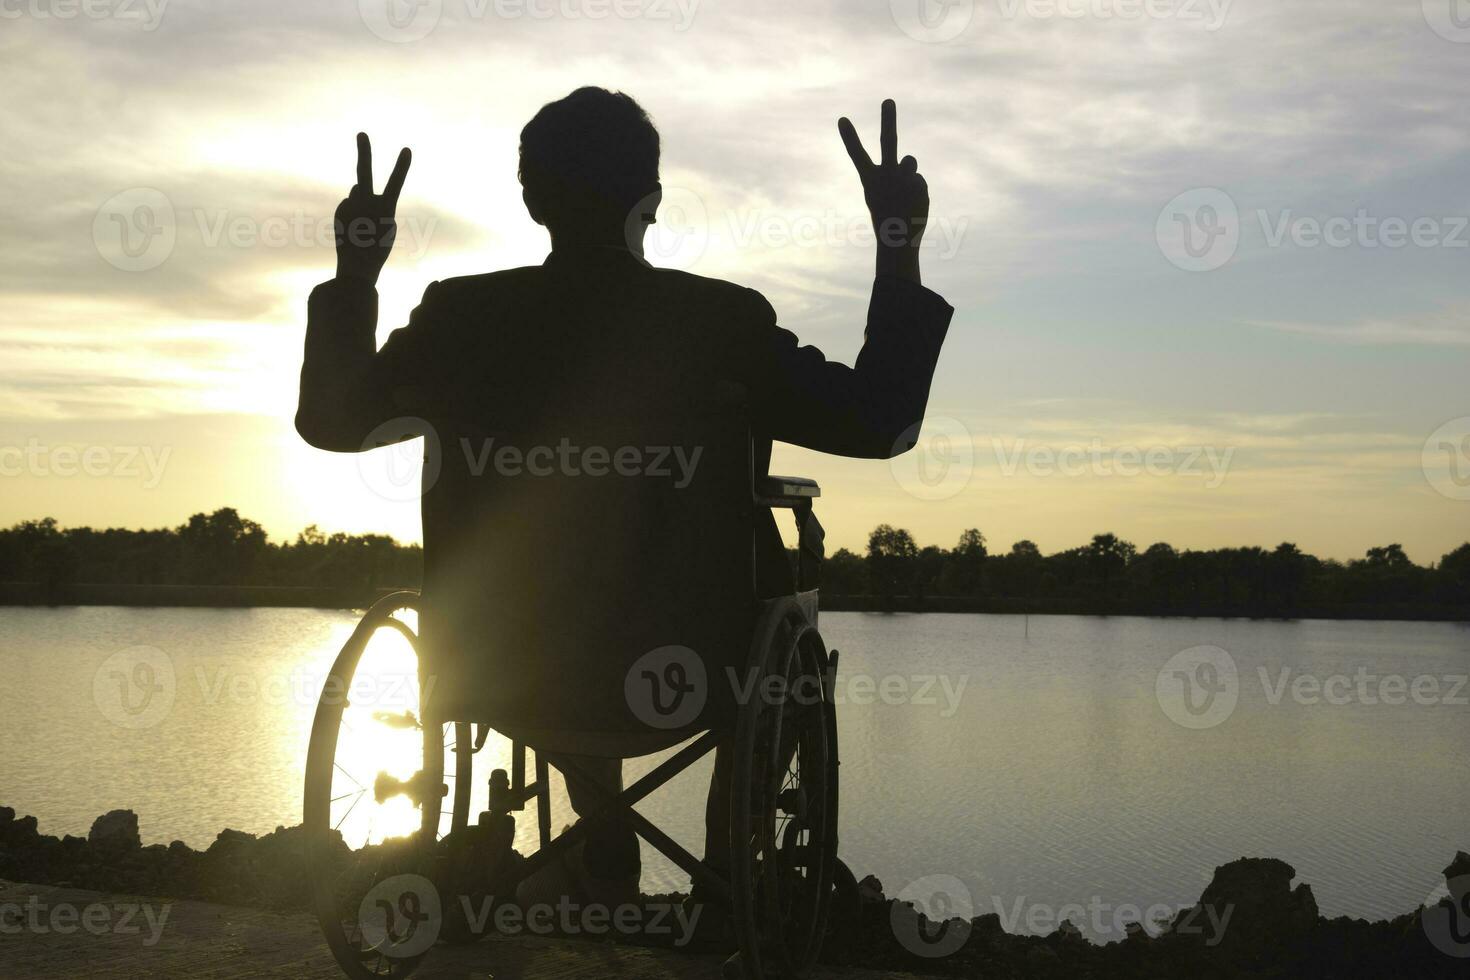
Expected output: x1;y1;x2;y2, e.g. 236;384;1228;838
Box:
485;730;732;905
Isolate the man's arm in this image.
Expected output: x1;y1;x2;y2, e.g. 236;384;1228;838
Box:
296;132;424;451
747;99;953;459
746;277;952;459
296;278;444;450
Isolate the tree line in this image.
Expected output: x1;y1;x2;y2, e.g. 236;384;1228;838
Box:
837;526;1468;616
0;509;419;591
0;510;1465;616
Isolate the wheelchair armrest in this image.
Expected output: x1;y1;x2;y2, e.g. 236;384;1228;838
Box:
755;474;821;508
755;476;824;592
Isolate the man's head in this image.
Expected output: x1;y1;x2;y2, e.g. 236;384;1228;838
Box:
519;87;661;247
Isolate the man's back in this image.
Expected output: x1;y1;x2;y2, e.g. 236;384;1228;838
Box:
382;247;776;731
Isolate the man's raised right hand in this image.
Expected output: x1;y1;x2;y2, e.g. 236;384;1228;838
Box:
838;99;929;283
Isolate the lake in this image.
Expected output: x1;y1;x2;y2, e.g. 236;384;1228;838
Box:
1;607;1465;941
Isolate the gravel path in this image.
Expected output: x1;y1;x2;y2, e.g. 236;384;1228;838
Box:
0;881;932;979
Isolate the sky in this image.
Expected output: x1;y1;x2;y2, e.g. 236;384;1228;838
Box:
1;0;1468;562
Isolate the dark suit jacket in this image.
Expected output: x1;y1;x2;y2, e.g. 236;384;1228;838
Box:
297;245;952;729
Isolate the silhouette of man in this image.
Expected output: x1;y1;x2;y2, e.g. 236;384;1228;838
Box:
297;88;952;906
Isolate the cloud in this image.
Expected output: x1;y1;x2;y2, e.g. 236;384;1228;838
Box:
2;0;1468;558
1250;311;1470;346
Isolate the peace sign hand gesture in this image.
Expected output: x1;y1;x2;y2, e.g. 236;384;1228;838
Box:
838;100;929;283
334;132;412;286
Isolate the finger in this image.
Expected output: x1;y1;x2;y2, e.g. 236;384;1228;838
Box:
356;132;373;192
838;117;874;174
384;147;412;205
880;99;897;167
900;155;918;175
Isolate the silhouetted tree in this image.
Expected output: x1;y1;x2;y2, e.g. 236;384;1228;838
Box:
867;524;918;600
938;528;986;596
823;547;868;595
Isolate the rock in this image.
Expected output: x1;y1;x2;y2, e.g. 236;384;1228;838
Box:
1173;857;1318;954
857;874;885;903
207;828;257;855
0;806;13;828
1056;918;1083;941
1445;851;1470;904
88;810;141;852
971;912;1005;938
5;814;39;846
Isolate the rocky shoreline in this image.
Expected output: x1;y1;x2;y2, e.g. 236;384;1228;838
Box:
2;806;1466;978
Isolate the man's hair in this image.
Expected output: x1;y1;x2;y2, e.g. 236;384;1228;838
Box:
518;87;660;219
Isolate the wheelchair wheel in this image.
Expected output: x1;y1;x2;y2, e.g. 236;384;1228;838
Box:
303;592;474;979
729;603;839;979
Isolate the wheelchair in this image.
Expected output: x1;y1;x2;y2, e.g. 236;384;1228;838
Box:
303;424;842;980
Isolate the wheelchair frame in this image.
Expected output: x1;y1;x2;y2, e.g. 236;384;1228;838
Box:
303;475;839;980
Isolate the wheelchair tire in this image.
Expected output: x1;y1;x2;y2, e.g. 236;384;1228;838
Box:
303;592;474;979
728;601;840;980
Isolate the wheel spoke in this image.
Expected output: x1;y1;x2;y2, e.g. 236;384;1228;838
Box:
334;790;367;831
334;762;365;791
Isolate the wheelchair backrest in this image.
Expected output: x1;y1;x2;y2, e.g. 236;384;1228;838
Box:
412;257;761;734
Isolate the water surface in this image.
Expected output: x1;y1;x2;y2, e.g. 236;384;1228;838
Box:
1;607;1464;939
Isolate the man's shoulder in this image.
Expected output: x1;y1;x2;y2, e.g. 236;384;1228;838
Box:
426;266;544;302
646;266;775;322
418;263;776;328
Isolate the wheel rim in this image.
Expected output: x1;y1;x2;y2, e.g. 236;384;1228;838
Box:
304;595;472;980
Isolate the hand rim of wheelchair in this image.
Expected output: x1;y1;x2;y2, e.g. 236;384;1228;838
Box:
304;590;840;980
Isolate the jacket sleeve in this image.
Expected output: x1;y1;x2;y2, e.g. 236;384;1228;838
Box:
744;276;953;459
295;278;445;452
